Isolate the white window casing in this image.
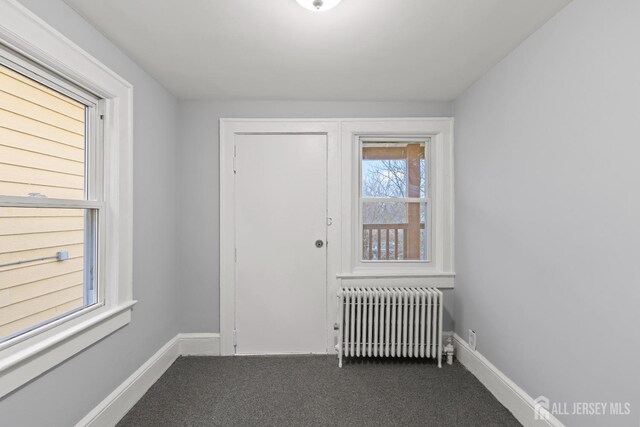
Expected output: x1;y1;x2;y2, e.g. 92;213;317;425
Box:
219;119;453;355
0;0;134;397
338;119;454;287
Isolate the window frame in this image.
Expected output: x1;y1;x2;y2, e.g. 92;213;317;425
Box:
0;0;134;398
0;48;103;345
358;137;432;263
340;119;454;283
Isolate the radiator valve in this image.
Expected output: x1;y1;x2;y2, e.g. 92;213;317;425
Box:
444;337;454;365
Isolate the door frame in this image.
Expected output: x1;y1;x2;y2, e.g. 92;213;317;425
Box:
219;119;341;356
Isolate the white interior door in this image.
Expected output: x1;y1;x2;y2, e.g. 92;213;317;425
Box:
234;134;327;354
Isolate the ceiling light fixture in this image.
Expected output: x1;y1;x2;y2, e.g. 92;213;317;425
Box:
296;0;343;12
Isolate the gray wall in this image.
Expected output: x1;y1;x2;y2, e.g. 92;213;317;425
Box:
0;1;181;426
454;0;640;425
177;101;453;332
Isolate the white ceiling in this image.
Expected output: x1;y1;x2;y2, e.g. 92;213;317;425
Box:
63;0;570;101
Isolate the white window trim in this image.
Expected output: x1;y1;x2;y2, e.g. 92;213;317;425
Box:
339;119;454;285
0;0;134;397
219;118;453;356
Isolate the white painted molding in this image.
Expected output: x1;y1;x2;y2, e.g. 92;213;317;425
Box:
0;0;134;397
76;336;180;427
452;333;564;427
0;303;134;398
76;333;220;427
340;118;455;277
178;333;220;356
81;331;558;427
337;275;454;288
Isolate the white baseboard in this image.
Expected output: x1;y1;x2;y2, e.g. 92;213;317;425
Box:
76;333;220;427
452;333;564;427
82;331;548;427
178;333;220;356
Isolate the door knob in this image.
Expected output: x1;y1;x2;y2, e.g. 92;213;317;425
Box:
315;240;324;248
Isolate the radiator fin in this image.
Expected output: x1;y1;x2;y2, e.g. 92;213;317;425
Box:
338;287;443;368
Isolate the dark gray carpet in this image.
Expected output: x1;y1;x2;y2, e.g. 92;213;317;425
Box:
118;356;520;427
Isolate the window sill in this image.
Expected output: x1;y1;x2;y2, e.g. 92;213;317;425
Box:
0;300;136;398
337;272;455;288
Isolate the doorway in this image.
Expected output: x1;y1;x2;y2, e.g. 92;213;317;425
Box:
220;120;340;356
233;133;328;354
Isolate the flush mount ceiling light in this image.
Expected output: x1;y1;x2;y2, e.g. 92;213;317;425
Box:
296;0;343;12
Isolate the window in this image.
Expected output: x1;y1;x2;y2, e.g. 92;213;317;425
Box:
360;140;430;261
0;2;133;399
0;58;100;342
341;119;453;279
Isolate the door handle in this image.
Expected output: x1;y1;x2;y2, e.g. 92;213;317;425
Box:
315;240;324;248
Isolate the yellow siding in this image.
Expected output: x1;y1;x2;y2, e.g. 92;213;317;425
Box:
0;242;84;268
0;271;83;307
0;91;85;134
0;211;85;334
0;144;84;175
0;182;83;199
1;229;84;254
0;298;83;337
0;163;83;190
0;127;84;162
0;67;84;120
0;284;83;325
0;256;84;290
0;109;84;149
0;215;83;236
0;62;87;338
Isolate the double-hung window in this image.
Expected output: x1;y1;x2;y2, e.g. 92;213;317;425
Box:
341;119;453;279
0;53;101;341
0;1;133;398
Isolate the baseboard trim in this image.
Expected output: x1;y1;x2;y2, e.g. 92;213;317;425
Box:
76;333;220;427
452;333;564;427
82;331;547;427
178;333;221;356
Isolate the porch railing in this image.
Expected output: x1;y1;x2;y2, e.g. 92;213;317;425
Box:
363;223;425;260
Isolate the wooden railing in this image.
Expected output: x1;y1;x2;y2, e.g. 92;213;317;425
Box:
363;223;425;260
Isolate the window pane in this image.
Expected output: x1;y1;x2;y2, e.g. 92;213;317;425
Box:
362;202;427;261
0;63;86;200
0;207;95;340
362;141;426;198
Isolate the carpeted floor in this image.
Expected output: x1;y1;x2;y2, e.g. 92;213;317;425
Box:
118;356;520;426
